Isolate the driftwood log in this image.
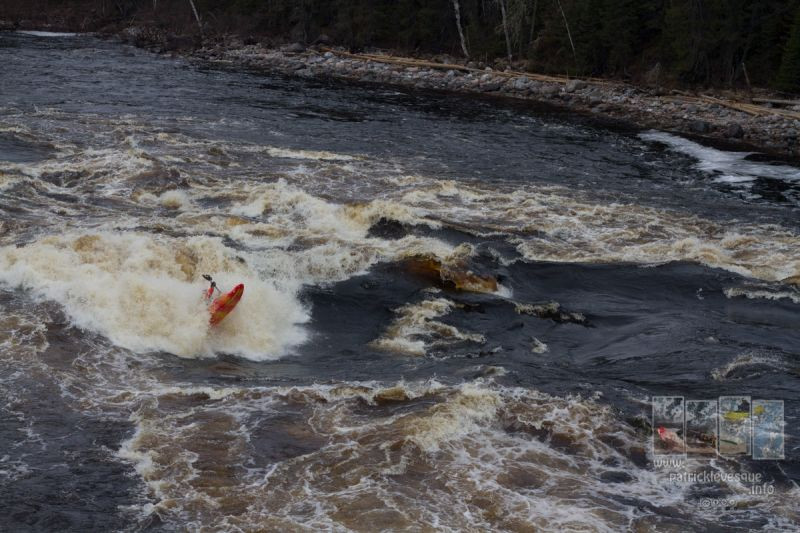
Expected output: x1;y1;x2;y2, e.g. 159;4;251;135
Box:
316;48;800;121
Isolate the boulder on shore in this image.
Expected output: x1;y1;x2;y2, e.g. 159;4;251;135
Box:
565;79;587;93
284;42;305;53
724;123;744;139
689;120;712;134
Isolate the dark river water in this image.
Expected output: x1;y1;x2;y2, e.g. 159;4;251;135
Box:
1;31;799;532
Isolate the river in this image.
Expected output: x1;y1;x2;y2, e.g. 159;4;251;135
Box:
1;31;798;532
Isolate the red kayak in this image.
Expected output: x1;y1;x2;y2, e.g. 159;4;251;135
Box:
208;283;244;325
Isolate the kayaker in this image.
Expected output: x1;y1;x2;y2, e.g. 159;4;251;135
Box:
203;274;221;301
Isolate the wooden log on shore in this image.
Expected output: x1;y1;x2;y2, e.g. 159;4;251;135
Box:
319;48;620;86
751;97;800;107
318;48;799;120
321;48;472;72
701;95;800;120
701;95;768;116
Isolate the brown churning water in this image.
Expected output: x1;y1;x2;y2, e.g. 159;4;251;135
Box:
0;31;798;532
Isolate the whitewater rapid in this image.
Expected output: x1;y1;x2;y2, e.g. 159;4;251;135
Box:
2;31;798;532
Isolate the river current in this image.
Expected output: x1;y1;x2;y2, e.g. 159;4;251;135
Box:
1;31;799;532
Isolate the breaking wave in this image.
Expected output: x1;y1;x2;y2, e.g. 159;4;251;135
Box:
0;232;308;359
111;379;799;531
640;131;800;185
371;298;485;355
399;180;800;282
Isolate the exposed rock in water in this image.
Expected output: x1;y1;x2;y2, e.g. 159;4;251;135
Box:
367;217;407;240
373;386;412;404
781;275;800;286
454;301;485;313
405;256;498;293
514;301;589;326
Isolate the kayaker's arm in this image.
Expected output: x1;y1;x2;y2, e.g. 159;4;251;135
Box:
202;274;222;300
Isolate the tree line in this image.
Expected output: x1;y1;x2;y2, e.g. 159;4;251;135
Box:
4;0;800;92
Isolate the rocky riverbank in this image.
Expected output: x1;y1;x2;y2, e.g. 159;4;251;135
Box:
5;21;800;159
176;37;800;158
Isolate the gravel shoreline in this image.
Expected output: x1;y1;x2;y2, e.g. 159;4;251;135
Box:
178;38;800;159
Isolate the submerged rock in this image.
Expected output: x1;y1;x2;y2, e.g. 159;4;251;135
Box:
514;301;589;326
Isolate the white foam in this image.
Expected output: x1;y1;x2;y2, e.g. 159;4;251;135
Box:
372;298;485;355
113;380;792;531
711;351;787;380
266;147;356;161
158;189;191;210
641;131;800;184
0;172;20;190
531;337;548;353
724;286;800;304
0;457;31;481
8;147;155;184
714;174;756;184
17;31;79;37
0;232;308;359
329;176;800;283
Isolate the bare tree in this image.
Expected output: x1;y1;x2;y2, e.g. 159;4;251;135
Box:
529;0;538;49
452;0;470;59
555;0;576;60
497;0;513;63
505;0;530;57
188;0;202;31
